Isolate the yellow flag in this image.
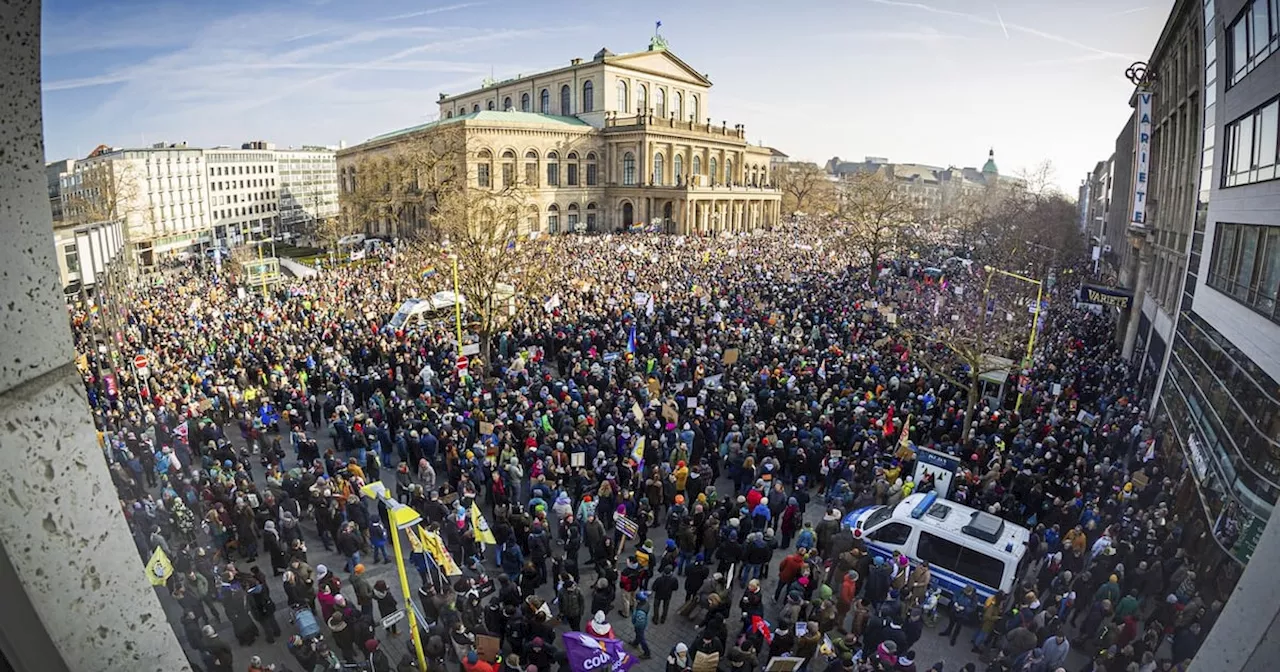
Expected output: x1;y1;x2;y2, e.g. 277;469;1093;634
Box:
404;526;425;554
470;503;497;545
419;527;463;576
146;547;174;587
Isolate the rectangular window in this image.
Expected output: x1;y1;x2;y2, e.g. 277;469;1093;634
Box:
547;164;560;187
1233;11;1251;80
568;213;579;230
586;163;598;186
916;531;963;577
525;163;538;187
1224;95;1280;187
567;163;579;187
547;213;559;231
955;548;1006;590
502;163;514;188
477;163;491;188
1207;222;1280;323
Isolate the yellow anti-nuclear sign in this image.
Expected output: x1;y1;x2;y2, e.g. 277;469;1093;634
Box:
146;547;173;587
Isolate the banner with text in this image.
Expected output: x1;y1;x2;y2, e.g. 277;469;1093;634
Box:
1079;284;1134;310
562;632;636;672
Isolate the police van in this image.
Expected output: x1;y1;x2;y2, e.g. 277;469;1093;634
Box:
843;491;1030;602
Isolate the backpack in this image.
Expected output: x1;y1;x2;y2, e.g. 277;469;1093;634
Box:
562;587;583;616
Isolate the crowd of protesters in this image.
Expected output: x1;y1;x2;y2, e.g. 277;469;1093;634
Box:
74;226;1210;672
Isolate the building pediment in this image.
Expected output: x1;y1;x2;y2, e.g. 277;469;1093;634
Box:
607;50;712;87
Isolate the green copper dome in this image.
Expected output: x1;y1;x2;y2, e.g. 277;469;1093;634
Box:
982;148;998;175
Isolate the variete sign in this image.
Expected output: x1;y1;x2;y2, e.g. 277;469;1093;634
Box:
1080;284;1134;310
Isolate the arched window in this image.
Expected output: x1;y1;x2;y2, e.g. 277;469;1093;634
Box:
582;80;594;113
472;104;480;113
586;202;598;231
567;203;580;231
539;89;550;114
546;151;560;187
487;100;495;111
476;149;492;188
616;80;628;113
726;159;733;184
693;155;702;177
655;88;666;117
567;151;580;186
690;94;699;121
586;152;599;186
560;85;572;115
653;152;665;186
447;111;453;118
710;157;719;184
503;96;512;110
527;205;540;234
547;204;560;233
524;150;539;187
674;154;684;184
674;92;683;120
623;152;636;186
636;84;648;114
521;93;530;112
501;150;516;187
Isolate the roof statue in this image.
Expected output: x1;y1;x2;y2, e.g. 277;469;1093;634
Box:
982;148;998;175
649;20;669;51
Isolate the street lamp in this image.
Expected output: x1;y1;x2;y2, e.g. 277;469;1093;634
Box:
360;481;428;672
982;265;1044;415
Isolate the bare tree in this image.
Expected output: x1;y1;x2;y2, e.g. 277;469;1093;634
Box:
905;272;1037;441
775;161;836;216
421;180;550;372
834;171;918;287
342;126;467;241
63;160;144;227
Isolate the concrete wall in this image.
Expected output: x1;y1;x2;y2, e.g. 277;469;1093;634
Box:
0;1;192;669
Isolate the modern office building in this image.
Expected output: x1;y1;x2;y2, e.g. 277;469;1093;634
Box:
1153;0;1280;603
338;36;783;236
204;143;279;247
51;219;124;297
275;146;339;235
58;143;211;267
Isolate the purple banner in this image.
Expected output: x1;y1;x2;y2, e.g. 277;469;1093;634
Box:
561;632;636;672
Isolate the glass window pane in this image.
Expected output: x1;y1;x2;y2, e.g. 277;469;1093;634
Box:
1261;103;1279;168
1236;115;1255;174
916;532;963;575
1237;226;1260;293
1234;17;1250;76
955;548;1006;590
1259;228;1280;311
1253;1;1270;57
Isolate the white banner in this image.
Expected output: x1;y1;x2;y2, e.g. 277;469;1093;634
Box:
1131;90;1152;225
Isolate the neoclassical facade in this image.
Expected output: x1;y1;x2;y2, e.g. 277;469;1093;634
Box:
337;41;782;236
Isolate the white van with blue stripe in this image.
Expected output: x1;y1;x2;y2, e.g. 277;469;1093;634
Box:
842;491;1030;602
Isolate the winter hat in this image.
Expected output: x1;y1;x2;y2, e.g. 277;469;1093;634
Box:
365;639;379;653
316;564;329;578
201;625;215;637
589;611;611;635
467;651;478;664
354;564;366;574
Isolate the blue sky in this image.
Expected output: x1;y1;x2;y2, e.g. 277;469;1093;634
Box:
42;0;1170;191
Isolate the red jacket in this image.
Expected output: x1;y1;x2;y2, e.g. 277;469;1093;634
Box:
778;553;806;584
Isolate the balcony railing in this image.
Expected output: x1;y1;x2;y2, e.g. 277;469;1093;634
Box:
604;112;748;139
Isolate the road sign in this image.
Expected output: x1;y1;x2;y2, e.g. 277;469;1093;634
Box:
456;355;469;371
134;354;149;370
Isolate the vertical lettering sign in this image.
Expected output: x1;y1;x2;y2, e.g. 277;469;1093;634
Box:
1132;91;1153;225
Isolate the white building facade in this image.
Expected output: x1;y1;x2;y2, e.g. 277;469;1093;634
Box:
204;146;279;247
275;147;338;235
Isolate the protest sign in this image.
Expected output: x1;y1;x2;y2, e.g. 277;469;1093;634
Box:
562;632;636;672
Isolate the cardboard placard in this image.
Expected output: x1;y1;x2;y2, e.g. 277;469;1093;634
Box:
765;657;806;672
479;422;495;435
662;401;679;424
687;397;698;409
723;348;740;365
632;402;644;424
693;652;720;672
647;377;661;399
570;452;586;467
475;634;501;663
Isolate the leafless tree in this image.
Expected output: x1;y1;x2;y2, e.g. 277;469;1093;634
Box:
834;171;918;287
905;272;1038;441
775;161;837;216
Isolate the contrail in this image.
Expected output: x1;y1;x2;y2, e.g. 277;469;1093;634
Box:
994;4;1010;39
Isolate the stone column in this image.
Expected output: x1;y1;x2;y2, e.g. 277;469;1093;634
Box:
0;2;192;670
